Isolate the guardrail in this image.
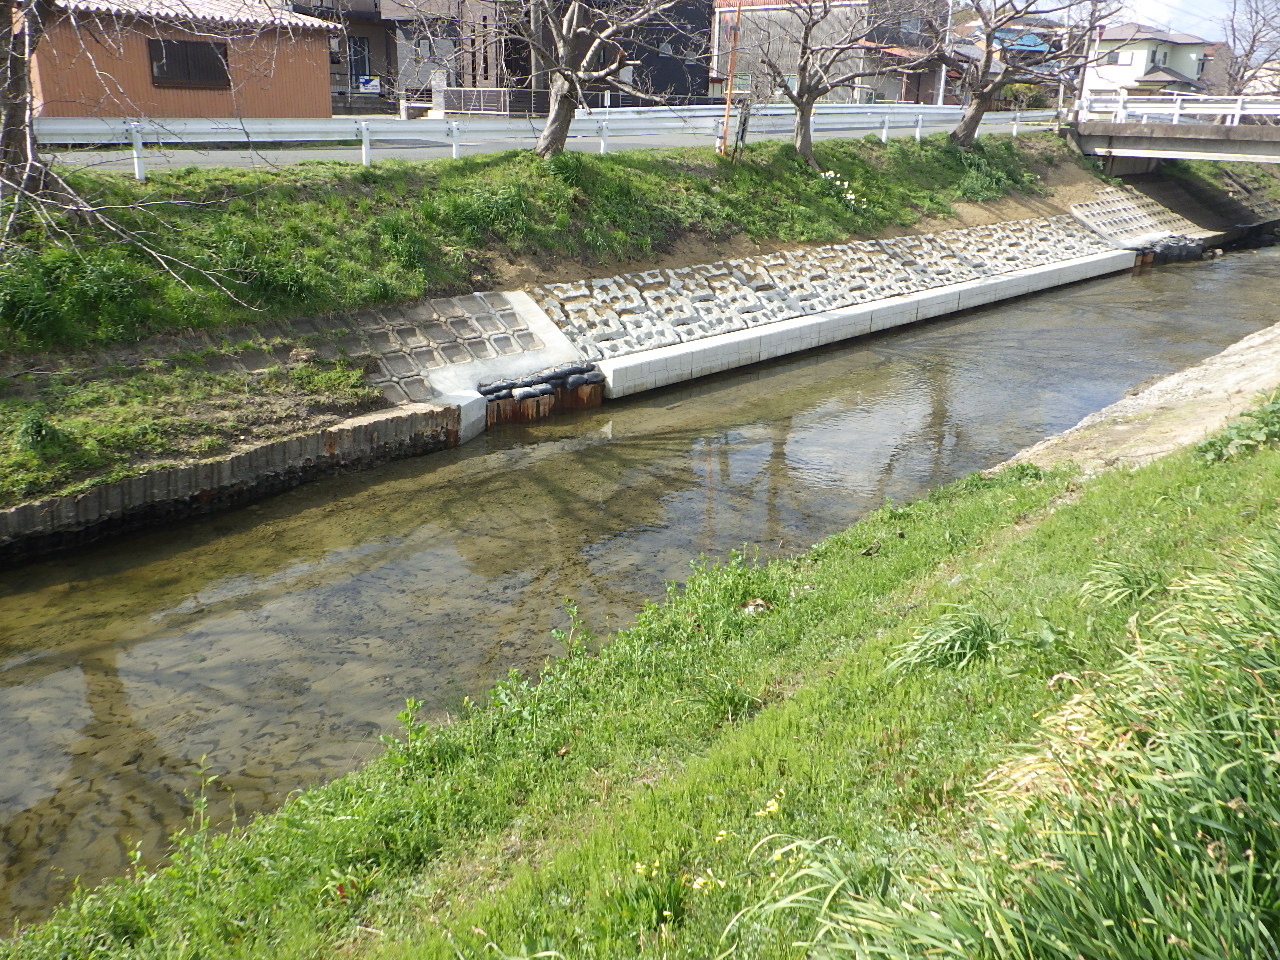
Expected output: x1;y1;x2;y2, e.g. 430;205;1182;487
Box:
37;105;1056;180
1077;93;1280;125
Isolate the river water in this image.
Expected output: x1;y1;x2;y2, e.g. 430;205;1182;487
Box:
1;250;1277;924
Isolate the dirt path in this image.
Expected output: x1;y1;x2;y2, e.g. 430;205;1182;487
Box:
1010;318;1280;473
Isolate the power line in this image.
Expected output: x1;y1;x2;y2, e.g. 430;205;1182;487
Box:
1124;0;1226;33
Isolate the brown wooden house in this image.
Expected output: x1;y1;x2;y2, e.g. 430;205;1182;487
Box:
32;0;339;118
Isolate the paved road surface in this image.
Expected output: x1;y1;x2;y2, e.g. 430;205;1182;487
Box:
50;119;1052;174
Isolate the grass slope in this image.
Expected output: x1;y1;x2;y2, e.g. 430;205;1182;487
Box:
756;519;1280;958
2;135;1061;353
0;357;379;507
6;403;1280;960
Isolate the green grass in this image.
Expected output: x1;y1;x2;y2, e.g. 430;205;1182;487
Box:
0;357;378;506
754;533;1280;958
0;134;1072;353
1163;156;1280;203
6;404;1280;960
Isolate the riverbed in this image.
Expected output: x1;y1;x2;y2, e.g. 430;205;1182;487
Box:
1;249;1276;923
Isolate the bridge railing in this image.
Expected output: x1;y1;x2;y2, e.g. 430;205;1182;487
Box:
37;104;1055;181
1077;93;1280;126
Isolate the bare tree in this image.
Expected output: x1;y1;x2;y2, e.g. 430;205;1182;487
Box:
520;0;692;154
1;0;75;233
944;0;1115;147
389;0;700;156
1216;0;1280;94
722;0;944;166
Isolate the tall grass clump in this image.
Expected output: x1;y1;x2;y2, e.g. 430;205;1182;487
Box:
890;606;1008;672
750;531;1280;959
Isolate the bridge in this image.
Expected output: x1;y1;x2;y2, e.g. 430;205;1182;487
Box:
1074;94;1280;168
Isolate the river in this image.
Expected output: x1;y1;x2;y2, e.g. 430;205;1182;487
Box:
1;249;1276;924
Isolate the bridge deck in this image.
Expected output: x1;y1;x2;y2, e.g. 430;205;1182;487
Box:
1076;121;1280;165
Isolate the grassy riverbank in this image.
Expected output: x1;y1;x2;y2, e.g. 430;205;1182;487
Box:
6;397;1280;959
3;134;1061;355
0;132;1089;509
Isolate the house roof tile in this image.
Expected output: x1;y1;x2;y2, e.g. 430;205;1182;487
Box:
54;0;339;30
1136;65;1206;88
1101;21;1206;45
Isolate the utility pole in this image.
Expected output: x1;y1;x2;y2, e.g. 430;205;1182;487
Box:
718;0;744;155
934;0;953;105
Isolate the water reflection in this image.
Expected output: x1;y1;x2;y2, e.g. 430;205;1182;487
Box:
1;251;1276;922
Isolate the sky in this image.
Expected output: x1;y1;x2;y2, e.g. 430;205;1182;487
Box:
1121;0;1233;42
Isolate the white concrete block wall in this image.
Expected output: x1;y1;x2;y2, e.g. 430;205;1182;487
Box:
600;249;1137;399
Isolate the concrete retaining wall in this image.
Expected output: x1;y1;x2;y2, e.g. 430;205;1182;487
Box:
598;249;1137;398
1071;186;1216;248
530;216;1117;365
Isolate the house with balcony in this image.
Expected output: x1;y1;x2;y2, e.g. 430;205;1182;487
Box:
378;0;709;115
1079;22;1209;98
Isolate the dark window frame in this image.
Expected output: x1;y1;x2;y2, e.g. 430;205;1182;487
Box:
148;38;231;89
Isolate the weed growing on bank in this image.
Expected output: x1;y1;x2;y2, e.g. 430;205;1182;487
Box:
1196;388;1280;462
0;134;1068;352
6;409;1280;960
0;358;378;506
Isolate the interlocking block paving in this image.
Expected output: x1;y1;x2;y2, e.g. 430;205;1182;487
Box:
529;216;1124;364
1071;187;1214;247
352;291;566;404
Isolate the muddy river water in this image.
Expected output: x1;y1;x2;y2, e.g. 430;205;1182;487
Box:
1;250;1277;924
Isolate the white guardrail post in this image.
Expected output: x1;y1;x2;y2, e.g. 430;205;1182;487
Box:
358;120;371;166
1171;96;1182;124
1012;111;1020;136
33;103;1074;163
127;120;145;181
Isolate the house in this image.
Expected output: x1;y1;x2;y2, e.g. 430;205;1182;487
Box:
380;0;710;114
32;0;338;118
288;0;398;114
862;45;947;103
710;0;945;104
1079;22;1209;98
951;15;1069;104
711;0;871;104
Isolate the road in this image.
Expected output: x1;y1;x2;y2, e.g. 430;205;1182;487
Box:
49;117;1052;174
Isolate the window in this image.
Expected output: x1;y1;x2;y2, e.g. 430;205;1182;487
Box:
348;35;371;88
149;39;230;88
1104;50;1133;66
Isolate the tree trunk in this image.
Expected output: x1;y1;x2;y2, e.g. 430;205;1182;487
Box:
949;88;994;148
0;2;47;203
535;75;576;158
793;98;818;168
